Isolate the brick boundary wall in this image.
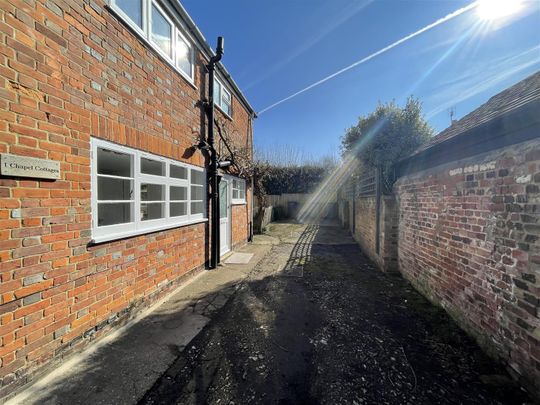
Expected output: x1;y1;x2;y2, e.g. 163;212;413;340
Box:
0;0;252;400
395;138;540;396
345;196;398;273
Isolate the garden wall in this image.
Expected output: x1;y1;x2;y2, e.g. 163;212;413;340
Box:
395;137;540;395
351;196;398;272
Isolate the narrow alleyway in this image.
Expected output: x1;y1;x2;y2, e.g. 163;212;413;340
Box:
140;222;531;405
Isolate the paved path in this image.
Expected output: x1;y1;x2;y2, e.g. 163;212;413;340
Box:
141;222;531;405
6;241;273;405
9;222;532;404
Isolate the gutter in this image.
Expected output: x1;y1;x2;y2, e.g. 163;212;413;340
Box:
169;1;257;117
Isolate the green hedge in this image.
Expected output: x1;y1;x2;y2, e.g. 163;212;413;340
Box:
256;165;327;195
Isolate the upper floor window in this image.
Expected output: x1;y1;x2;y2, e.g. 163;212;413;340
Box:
232;178;246;204
176;32;193;79
214;78;232;117
151;3;173;58
115;0;143;29
111;0;195;83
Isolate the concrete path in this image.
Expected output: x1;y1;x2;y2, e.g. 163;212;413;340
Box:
6;240;273;405
141;222;531;405
8;222;533;404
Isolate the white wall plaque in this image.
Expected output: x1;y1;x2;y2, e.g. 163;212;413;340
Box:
1;154;60;180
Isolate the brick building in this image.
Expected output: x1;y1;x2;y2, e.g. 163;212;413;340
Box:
396;72;540;395
0;0;255;399
338;71;540;396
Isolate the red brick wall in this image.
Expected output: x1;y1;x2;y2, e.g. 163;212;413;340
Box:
350;196;398;272
395;138;540;395
0;0;252;398
353;197;376;256
231;199;249;248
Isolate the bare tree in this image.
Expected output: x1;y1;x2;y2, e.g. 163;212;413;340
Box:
255;143;339;168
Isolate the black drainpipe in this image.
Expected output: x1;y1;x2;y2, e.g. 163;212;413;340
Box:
207;37;224;269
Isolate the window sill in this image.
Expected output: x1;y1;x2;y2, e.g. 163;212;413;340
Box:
231;201;246;206
91;217;208;245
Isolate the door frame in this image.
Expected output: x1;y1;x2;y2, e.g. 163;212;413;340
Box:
220;175;232;256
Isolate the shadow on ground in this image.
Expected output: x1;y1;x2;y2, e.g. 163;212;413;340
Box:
140;222;532;405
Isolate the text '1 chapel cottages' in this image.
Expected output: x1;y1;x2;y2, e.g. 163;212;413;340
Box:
0;0;256;399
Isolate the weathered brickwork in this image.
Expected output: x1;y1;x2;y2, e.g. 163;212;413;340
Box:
351;196;398;272
231;202;250;248
395;138;540;395
0;0;252;399
353;197;377;254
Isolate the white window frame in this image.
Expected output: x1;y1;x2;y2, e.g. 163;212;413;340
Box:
231;177;246;205
110;0;195;85
110;0;146;36
91;138;207;243
189;168;206;220
149;0;176;63
176;30;194;80
169;163;189;221
214;78;232;118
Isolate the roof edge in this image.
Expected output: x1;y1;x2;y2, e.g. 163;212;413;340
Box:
397;99;540;176
170;1;256;117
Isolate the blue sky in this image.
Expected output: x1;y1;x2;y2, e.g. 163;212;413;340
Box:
182;0;540;159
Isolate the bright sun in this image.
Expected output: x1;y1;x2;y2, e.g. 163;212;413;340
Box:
477;0;523;20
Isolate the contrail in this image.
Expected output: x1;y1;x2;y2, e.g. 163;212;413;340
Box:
258;1;478;115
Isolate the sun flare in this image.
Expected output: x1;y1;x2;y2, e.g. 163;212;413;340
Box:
476;0;523;20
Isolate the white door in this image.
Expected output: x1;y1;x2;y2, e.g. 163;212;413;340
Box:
219;178;231;256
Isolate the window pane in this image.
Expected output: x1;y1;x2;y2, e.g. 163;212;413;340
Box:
170;164;187;179
170;202;187;217
191;185;204;200
151;5;172;58
98;177;133;201
222;90;231;106
232;189;239;199
98;203;132;226
97;148;132;177
213;81;221;105
239;181;245;199
220;193;227;218
141;183;165;201
191;170;204;185
191;201;204;215
176;33;192;77
222;100;231;116
115;0;142;28
141;203;164;221
141;157;165;176
170;186;187;200
233;179;238;189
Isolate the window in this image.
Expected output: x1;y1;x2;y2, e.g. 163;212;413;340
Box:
190;169;205;217
170;163;188;218
176;32;193;78
150;3;172;59
111;0;195;83
139;155;166;222
96;147;134;229
214;78;232;117
232;178;246;204
113;0;143;30
91;139;207;243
